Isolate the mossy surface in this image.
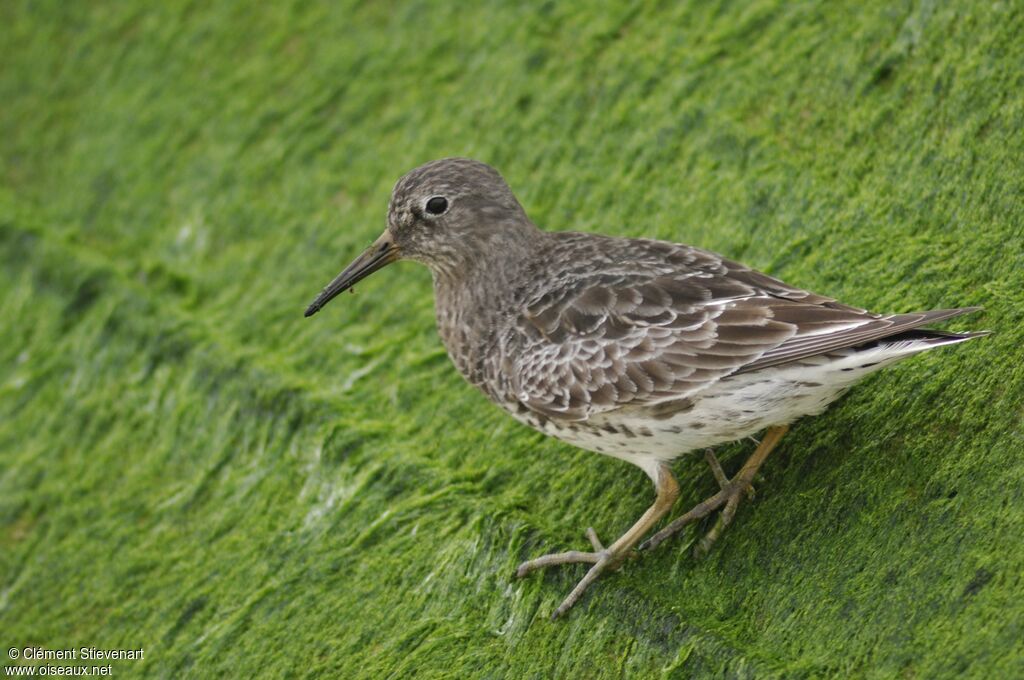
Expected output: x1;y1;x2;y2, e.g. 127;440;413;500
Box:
2;1;1023;677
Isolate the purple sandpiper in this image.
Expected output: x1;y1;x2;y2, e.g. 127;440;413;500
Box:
305;158;987;619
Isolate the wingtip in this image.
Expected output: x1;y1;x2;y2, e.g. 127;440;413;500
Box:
914;306;985;326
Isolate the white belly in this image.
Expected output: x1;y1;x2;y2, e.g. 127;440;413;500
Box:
514;339;940;479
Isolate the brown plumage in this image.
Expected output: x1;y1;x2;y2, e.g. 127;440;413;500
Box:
305;158;987;618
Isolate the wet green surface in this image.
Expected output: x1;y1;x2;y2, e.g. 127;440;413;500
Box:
2;1;1022;677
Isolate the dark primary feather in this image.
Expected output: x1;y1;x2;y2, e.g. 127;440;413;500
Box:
736;307;979;373
508;233;976;422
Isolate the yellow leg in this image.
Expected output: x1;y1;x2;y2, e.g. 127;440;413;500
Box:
516;462;680;619
640;425;789;553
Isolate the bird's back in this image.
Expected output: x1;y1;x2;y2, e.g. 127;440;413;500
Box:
478;232;984;444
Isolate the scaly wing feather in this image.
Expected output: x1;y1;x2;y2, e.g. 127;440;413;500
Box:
507;235;973;422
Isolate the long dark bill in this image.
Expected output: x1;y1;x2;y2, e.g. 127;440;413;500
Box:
304;231;399;317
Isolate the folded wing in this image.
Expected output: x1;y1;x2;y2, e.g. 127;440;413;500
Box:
508;239;964;422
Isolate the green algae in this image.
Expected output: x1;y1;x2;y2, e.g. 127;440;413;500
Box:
2;1;1023;677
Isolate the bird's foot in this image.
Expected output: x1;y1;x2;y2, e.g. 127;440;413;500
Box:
702;448;756;500
515;527;631;619
637;474;747;555
517;463;681;619
639;425;789;555
692;466;752;557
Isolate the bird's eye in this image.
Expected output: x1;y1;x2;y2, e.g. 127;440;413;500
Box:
425;196;449;216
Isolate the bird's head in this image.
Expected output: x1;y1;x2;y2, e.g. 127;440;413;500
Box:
304;158;533;317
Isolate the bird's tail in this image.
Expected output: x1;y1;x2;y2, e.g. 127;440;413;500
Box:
871;306;990;349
